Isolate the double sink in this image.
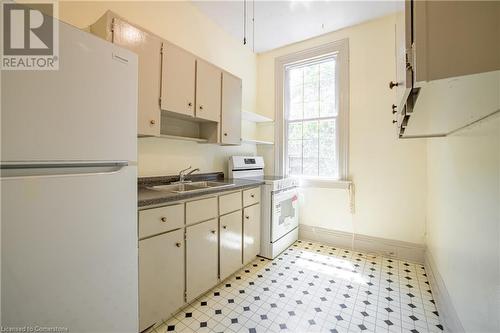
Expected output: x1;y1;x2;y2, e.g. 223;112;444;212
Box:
148;181;235;194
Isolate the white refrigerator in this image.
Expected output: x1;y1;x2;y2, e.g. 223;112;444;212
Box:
1;20;139;332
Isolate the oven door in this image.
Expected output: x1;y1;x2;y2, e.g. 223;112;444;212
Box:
271;187;299;242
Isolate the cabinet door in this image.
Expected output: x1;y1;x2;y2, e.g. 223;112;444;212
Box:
221;72;242;145
161;41;196;117
243;204;261;264
219;210;243;280
195;60;222;122
139;229;184;332
393;8;413;111
112;18;162;136
186;219;218;302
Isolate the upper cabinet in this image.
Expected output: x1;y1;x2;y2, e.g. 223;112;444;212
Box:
90;12;162;137
195;60;222;122
161;41;196;118
221;72;242;145
392;1;500;138
90;11;243;143
161;44;223;123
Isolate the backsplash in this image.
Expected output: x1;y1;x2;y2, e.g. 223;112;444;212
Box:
138;137;257;177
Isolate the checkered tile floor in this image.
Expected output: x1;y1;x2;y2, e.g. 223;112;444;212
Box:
154;240;442;333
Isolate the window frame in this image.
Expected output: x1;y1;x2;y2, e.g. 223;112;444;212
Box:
275;39;349;182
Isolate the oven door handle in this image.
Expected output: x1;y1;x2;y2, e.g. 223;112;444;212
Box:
272;187;299;202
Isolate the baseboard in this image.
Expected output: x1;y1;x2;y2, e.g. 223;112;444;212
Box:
298;224;426;264
425;251;465;333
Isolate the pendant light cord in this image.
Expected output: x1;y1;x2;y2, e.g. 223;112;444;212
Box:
243;0;247;45
252;0;255;52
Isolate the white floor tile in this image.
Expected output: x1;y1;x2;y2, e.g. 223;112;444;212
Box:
159;240;442;333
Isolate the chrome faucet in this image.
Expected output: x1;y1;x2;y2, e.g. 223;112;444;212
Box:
176;166;200;183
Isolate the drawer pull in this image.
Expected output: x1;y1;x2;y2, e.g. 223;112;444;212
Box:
222;225;227;229
175;242;182;248
245;216;250;220
210;230;216;234
250;194;255;198
160;217;167;222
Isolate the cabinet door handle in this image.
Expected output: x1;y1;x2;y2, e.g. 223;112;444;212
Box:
250;194;255;198
245;216;250;220
224;133;228;136
199;105;204;110
210;230;216;234
389;81;399;89
392;120;398;124
188;102;193;107
222;225;227;229
392;104;397;114
150;119;156;125
160;217;167;222
175;242;182;248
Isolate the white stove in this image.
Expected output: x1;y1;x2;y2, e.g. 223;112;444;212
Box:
229;156;299;259
228;156;299;190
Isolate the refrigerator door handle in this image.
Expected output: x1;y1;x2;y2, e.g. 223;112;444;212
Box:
0;161;130;178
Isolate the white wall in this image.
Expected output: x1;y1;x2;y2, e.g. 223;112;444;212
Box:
58;1;258;177
426;118;500;332
256;14;427;244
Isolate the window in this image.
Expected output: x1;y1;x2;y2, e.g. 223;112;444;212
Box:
285;57;338;178
275;40;349;181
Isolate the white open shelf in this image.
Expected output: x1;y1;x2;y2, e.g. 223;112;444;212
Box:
241;139;274;145
158;134;209;143
242;111;273;123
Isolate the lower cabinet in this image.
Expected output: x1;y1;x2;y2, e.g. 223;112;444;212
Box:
219;210;243;280
243;203;261;264
186;218;218;302
138;188;262;327
139;229;184;332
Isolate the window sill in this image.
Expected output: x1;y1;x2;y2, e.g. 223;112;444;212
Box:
298;177;352;189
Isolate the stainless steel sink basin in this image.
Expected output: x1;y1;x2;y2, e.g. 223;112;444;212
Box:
148;181;234;193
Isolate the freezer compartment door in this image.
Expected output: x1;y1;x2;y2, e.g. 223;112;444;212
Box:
1;20;138;162
1;165;138;332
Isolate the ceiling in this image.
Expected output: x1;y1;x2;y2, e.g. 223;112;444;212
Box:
192;0;403;53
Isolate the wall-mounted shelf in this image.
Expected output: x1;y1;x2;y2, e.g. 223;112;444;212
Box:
241;139;274;145
158;134;209;143
242;111;273;123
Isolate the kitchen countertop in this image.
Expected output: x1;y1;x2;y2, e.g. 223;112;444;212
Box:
138;173;264;208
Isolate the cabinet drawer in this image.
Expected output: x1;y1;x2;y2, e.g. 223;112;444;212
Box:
243;187;260;207
139;204;184;239
186;197;217;225
219;191;242;215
